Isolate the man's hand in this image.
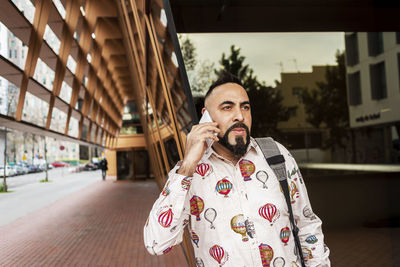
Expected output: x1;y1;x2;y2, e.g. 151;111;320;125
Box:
177;122;220;177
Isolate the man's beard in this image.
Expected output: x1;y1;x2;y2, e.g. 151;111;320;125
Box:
218;122;250;158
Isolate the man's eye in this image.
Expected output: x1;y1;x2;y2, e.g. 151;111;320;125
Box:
243;106;250;110
222;106;231;110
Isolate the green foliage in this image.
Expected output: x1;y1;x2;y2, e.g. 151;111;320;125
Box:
216;45;296;138
179;35;215;96
297;50;349;149
179;35;197;71
0;182;11;193
40;179;52;183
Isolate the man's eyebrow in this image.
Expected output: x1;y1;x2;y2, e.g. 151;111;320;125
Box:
218;100;235;107
218;100;250;107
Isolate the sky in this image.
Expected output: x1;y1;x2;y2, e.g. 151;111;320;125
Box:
182;32;345;86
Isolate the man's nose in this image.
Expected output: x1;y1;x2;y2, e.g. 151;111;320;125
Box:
233;108;244;122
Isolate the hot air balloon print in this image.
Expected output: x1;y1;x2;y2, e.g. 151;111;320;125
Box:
163;246;172;254
303;206;317;220
230;214;249;242
161;186;170;196
256;170;269;189
181;176;192;190
209;245;228;266
239;159;255;181
215;178;232;197
161;181;170;196
259;203;280;226
305;235;318;244
157;207;173;228
280;227;290;246
204;208;217;229
258;243;274;267
273;257;286;267
195;258;205;267
302;247;313;261
290;181;299;203
191;230;200;247
195;163;212;178
190;196;205;221
245;219;256;238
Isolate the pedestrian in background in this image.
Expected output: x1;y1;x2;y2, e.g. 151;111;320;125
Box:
100;158;108;180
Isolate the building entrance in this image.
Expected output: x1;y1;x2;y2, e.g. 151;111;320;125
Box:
116;149;150;180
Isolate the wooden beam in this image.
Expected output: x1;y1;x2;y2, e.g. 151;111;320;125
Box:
15;0;52;121
146;14;183;159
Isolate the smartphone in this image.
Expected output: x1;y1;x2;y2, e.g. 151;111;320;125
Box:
199;110;217;147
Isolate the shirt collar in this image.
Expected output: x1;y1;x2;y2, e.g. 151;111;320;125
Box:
203;137;258;161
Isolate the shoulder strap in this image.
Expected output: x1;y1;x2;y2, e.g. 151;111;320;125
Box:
255;138;306;267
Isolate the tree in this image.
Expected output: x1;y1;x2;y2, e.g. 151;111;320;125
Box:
216;45;296;138
297;50;349;149
179;35;215;96
179;35;197;72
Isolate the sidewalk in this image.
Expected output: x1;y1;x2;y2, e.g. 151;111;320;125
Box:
0;178;187;266
0;170;101;226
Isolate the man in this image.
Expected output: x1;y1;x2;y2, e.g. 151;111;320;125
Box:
99;157;108;180
144;71;330;266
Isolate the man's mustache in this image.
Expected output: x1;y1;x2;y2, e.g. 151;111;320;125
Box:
226;122;249;134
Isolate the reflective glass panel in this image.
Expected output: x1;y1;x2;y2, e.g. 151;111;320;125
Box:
52;0;66;19
44;25;61;54
0;22;28;69
68;116;79;138
11;0;35;24
33;58;55;91
22;92;49;127
0;76;20;118
59;81;72;103
50;107;67;133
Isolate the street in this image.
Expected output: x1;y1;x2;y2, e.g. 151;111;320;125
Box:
0;167;103;227
2;167;79;189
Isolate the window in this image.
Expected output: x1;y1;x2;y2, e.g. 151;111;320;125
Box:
76;98;83;111
370;61;387;100
348;72;362;105
396;32;400;44
292;87;302;97
367;32;384;57
14;50;17;58
345;33;359;66
0;98;2;105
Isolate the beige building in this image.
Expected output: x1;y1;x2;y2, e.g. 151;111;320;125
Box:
278;66;333;162
344;32;400;163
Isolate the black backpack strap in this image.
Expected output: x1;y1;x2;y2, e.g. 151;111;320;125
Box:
255;138;306;267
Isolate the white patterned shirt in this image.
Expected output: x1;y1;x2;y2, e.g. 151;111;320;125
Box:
144;138;330;267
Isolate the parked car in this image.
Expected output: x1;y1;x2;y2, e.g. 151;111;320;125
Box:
10;165;25;175
83;162;98;171
17;164;30;174
0;166;16;177
51;161;70;168
91;158;101;169
29;164;42;173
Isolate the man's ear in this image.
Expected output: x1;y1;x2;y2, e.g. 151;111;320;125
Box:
201;108;206;115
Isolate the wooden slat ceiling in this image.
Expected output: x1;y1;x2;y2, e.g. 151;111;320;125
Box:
0;0;196;149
